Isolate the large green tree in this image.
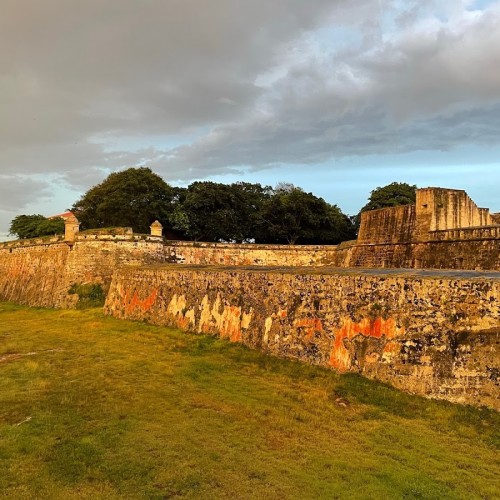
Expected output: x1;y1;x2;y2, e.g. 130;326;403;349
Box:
72;167;175;233
9;215;65;239
170;181;271;242
360;182;417;212
259;185;355;244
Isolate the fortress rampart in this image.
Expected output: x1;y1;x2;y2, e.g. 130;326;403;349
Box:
163;188;499;270
358;188;498;245
0;232;166;308
0;187;498;408
165;240;342;266
358;204;416;244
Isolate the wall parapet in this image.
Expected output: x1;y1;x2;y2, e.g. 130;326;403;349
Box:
164;240;342;266
75;232;164;243
166;240;339;250
0;232;165;249
0;235;65;250
429;226;500;241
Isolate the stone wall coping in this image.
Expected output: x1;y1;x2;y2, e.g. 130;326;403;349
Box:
359;204;416;216
431;224;500;233
0;232;165;248
164;240;340;250
119;263;500;280
75;233;163;242
0;235;65;249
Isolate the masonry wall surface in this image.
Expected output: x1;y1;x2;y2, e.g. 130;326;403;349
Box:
342;240;500;270
0;235;167;308
356;188;498;247
0;241;71;307
164;241;343;266
105;265;500;409
357;205;416;244
65;237;167;298
1;230;498;311
416;188;493;236
165;239;499;270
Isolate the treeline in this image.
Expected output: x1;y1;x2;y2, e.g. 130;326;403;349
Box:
9;214;65;240
71;168;355;244
9;167;416;244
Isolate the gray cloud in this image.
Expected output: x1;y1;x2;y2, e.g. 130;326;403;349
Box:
0;175;54;238
1;0;499;234
0;175;52;211
0;0;344;191
0;0;336;141
154;2;500;177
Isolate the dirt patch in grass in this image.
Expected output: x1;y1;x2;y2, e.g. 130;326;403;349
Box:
0;349;64;364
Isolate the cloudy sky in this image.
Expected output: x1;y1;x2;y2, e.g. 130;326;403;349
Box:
1;0;500;239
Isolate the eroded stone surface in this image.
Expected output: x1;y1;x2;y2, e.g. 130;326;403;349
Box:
0;236;167;308
104;265;499;409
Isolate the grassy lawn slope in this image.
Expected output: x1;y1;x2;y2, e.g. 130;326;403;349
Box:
0;303;498;499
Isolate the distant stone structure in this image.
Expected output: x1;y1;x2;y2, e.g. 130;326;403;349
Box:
358;188;498;245
64;215;80;242
347;187;500;270
0;187;498;409
150;220;163;237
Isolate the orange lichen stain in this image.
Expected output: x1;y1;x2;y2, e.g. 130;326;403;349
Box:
175;315;191;330
382;341;400;355
198;294;250;342
329;317;404;373
166;294;196;330
123;288;158;314
278;310;288;319
220;305;243;342
294;317;323;340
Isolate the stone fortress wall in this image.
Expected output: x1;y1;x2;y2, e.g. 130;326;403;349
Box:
358;187;497;245
165;240;342;266
105;265;499;409
0;229;166;308
0;187;498;408
164;188;500;270
346;188;500;270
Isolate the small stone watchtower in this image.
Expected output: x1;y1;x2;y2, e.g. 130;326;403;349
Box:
64;215;80;242
150;220;163;238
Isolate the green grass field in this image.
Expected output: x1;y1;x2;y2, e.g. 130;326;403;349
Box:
0;303;498;499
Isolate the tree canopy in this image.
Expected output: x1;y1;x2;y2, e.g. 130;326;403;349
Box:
9;215;65;239
360;182;417;213
168;181;355;244
63;166;358;244
8;171;418;246
259;185;356;244
71;167;175;233
170;181;271;242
